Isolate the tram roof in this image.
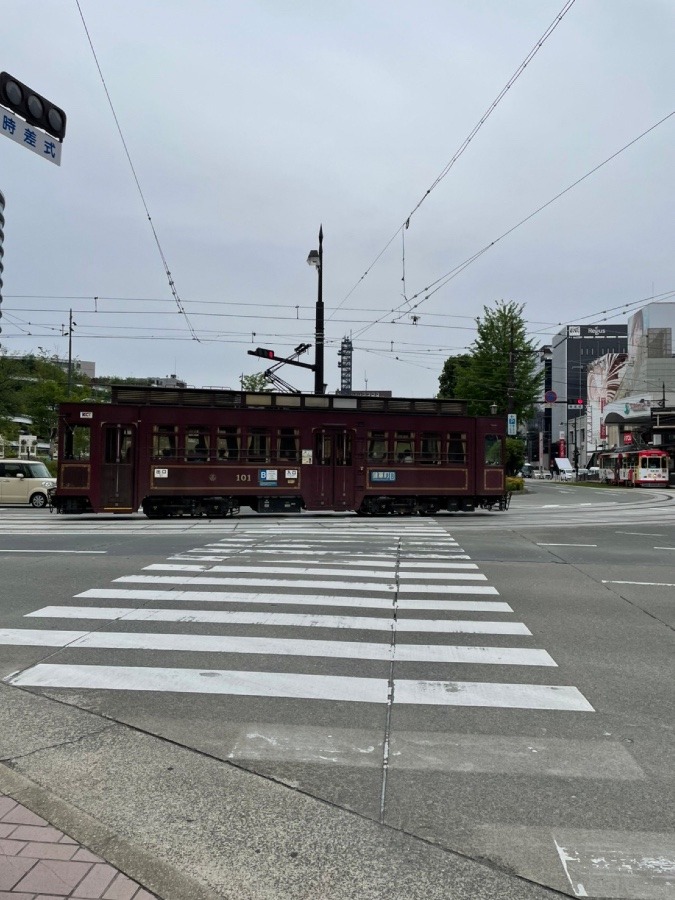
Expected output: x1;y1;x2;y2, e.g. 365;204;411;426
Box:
109;385;470;417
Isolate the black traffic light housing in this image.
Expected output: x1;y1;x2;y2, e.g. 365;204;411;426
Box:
249;347;275;359
0;72;67;141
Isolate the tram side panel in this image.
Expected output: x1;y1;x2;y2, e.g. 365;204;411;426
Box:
54;402;508;515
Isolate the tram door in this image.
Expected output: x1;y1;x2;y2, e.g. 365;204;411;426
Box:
313;429;355;510
100;424;136;511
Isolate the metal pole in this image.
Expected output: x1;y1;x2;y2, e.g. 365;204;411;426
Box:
67;308;73;398
314;225;324;394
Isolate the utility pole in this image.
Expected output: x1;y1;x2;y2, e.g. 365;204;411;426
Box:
307;226;324;394
66;309;76;398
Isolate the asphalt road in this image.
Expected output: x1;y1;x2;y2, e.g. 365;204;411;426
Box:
0;483;673;899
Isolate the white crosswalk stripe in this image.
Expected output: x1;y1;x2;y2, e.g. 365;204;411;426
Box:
3;518;593;713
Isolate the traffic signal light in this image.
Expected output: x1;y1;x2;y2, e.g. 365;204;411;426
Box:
249;348;275;359
575;398;584;406
0;72;67;141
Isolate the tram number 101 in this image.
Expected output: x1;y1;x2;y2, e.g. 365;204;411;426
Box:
236;473;252;482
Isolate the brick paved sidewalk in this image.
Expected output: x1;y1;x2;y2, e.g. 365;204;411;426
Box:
0;793;159;900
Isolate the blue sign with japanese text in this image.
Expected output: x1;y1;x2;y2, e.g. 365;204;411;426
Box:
370;471;396;483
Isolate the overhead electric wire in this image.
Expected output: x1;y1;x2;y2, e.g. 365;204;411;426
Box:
331;0;577;319
75;0;199;342
350;110;675;342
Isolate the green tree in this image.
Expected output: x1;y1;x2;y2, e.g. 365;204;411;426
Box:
437;354;472;398
0;351;92;440
452;300;543;418
240;372;271;392
505;437;526;476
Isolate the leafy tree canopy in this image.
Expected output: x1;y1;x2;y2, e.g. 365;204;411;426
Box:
437;353;472;398
449;300;543;419
0;350;92;440
240;372;271;392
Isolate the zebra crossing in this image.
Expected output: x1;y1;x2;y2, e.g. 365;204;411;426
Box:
3;519;593;712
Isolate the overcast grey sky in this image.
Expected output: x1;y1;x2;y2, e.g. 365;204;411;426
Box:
1;1;673;396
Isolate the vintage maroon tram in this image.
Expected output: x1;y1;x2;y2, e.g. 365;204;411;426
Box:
52;386;508;516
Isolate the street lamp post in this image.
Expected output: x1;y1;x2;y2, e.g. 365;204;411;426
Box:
306;225;324;395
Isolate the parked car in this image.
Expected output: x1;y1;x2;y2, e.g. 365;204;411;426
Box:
0;459;56;507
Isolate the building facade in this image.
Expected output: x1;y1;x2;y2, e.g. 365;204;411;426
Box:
547;324;628;469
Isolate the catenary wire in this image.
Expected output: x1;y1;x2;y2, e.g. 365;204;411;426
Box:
330;0;577;319
75;0;199;342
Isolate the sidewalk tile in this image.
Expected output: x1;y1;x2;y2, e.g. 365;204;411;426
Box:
0;855;36;890
11;824;66;842
59;834;79;844
0;892;35;899
1;804;48;826
19;839;79;860
102;872;138;899
73;847;104;863
73;863;117;898
0;837;27;855
35;896;69;899
0;823;17;837
14;858;92;894
133;891;158;899
0;797;18;818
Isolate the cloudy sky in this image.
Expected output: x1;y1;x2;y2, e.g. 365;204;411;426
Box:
1;1;673;396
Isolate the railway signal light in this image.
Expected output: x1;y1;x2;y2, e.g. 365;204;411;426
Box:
0;72;67;141
249;347;275;359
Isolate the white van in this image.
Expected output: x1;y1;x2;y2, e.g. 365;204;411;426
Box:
0;459;56;508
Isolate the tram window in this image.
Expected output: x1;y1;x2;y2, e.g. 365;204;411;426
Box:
153;425;177;459
420;432;441;464
105;427;133;464
63;423;91;460
278;428;299;461
368;431;387;461
335;432;353;466
395;431;414;463
646;457;663;469
186;427;210;462
247;428;270;462
315;432;332;466
448;432;467;463
484;434;502;466
217;427;240;461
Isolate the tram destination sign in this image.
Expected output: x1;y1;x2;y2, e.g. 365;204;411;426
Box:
1;102;62;166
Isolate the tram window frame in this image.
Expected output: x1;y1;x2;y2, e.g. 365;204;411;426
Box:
395;431;414;463
63;423;91;461
484;434;502;467
420;432;441;465
185;426;211;462
104;426;133;464
247;427;270;462
152;425;177;460
277;427;300;462
217;426;240;461
448;432;467;464
367;430;388;462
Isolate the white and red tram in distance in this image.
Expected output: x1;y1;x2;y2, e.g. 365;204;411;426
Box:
596;446;669;487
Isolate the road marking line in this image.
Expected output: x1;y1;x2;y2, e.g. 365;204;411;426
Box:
0;629;553;665
6;665;588;709
76;586;504;608
143;563;479;575
27;603;516;627
115;575;398;591
395;680;594;711
536;543;598;548
0;549;107;554
602;579;675;587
